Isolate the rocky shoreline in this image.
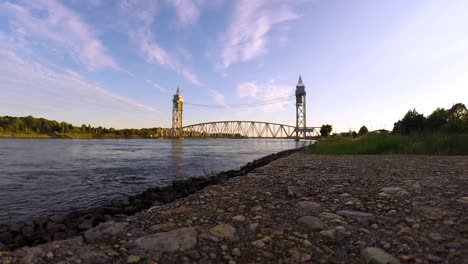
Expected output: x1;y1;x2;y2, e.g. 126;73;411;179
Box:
0;147;304;251
1;153;468;263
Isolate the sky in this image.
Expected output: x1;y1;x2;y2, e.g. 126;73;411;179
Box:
0;0;467;132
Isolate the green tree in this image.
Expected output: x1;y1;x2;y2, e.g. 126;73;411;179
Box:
446;103;468;133
358;126;368;136
426;108;449;132
320;124;333;137
393;109;426;134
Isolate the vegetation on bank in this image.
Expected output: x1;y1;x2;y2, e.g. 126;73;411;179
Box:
310;103;468;155
0;115;172;139
307;133;468;155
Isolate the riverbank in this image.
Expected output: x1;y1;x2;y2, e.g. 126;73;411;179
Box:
0;147;304;251
1;153;467;263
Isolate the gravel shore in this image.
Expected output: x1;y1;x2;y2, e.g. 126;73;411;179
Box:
1;153;467;263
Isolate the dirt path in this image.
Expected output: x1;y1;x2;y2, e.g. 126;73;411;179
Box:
2;154;467;263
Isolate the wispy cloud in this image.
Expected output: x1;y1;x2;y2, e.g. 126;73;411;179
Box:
167;0;204;27
145;79;171;93
1;0;118;71
136;29;203;86
217;0;300;69
236;80;294;112
0;49;159;128
117;1;202;86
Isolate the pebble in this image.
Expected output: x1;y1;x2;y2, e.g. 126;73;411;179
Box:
336;210;374;219
232;248;241;257
361;247;400;264
297;201;320;209
298;216;326;231
457;197;468;205
127;255;141;263
232;215;246;222
252;239;265;248
209;223;236;240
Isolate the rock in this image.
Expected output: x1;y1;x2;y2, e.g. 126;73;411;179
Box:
362;247;400;264
378;192;391;198
161;206;192;215
252;239;265;248
457;197;468;205
84;221;127;242
297;201;320;210
298;216;326;231
428;233;445;241
209;223;236;240
21;225;35;239
0;242;9;251
381;187;408;195
18;247;42;264
287;186;301;198
319;229;336;239
232;248;241;257
251;206;262;211
319;212;345;221
249;223;259;231
135;227;197;252
79;220;93;230
149;222;176;232
127;255;142;263
46;222;66;233
232;215;246;222
337;210;374;219
80;250;110;264
427;254;442;262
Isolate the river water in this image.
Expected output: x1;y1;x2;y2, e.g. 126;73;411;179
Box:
0;138;305;223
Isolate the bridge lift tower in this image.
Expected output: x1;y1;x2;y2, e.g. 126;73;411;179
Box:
172;86;184;136
295;76;316;141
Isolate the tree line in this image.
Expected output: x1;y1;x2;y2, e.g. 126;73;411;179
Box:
0;115;172;138
319;102;467;137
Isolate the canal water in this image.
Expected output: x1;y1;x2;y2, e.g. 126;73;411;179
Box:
0;138;306;223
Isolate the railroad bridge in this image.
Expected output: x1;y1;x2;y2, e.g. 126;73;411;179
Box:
171;77;320;140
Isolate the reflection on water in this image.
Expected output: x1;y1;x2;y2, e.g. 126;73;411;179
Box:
0;138;307;223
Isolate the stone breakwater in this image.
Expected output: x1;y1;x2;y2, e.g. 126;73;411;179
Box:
0;147;304;251
1;154;468;264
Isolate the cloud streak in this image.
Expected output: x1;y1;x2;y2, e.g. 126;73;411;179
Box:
0;49;159;128
1;0;118;71
218;0;300;69
167;0;204;27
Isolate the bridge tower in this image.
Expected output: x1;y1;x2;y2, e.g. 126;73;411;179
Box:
172;86;184;135
295;76;306;140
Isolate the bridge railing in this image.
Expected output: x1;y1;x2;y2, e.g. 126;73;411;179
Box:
179;121;320;139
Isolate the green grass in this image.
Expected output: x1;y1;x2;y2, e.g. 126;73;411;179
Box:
306;133;468;155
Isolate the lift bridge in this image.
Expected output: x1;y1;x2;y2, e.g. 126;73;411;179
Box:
171;76;320;140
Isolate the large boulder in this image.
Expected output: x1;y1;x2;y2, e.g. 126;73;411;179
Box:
135;227;198;252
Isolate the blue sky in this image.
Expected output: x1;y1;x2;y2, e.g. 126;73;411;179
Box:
1;0;467;132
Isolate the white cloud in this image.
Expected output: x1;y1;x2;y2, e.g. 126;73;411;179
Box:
1;0;118;71
167;0;204;27
208;89;226;105
236;80;294;112
218;0;300;69
236;81;259;98
0;50;159;128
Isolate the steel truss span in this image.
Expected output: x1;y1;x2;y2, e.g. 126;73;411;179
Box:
180;121;320;139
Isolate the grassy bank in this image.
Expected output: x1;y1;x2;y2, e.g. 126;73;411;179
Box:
306;133;468;155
